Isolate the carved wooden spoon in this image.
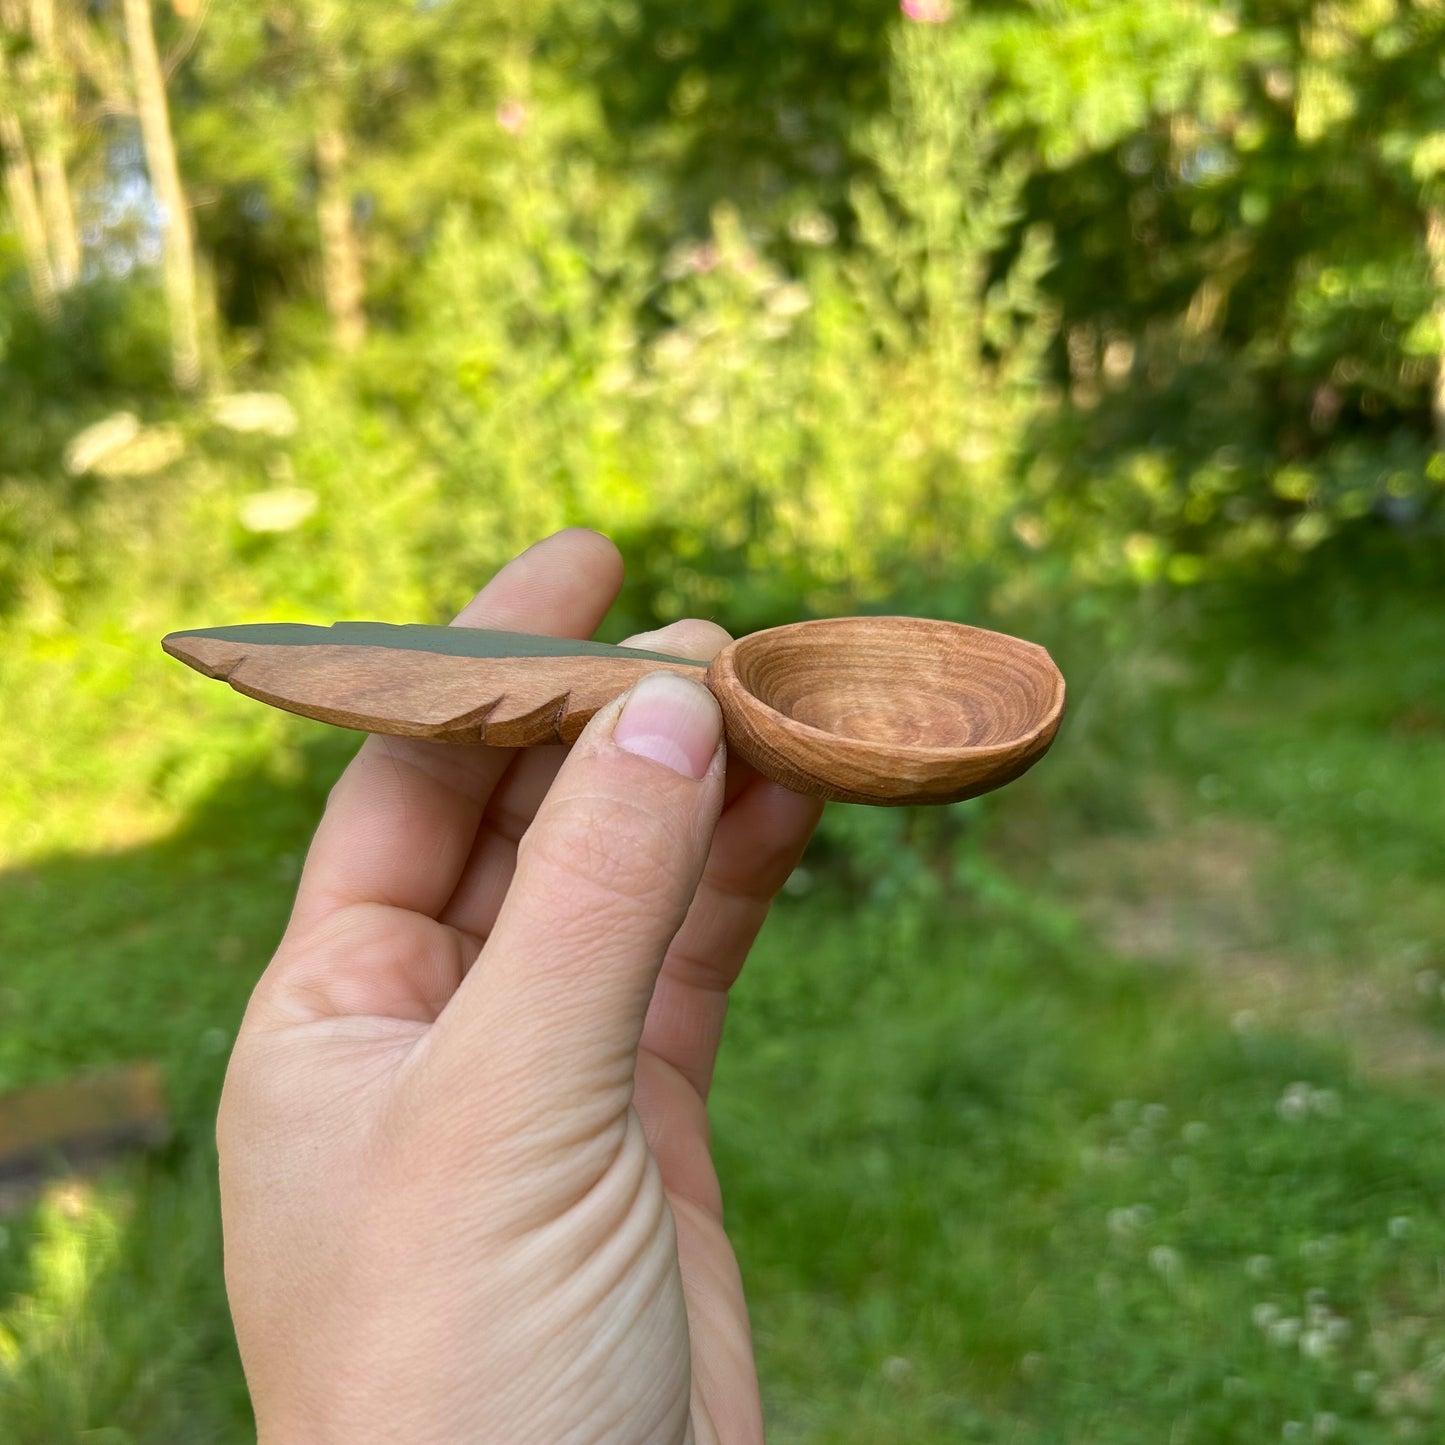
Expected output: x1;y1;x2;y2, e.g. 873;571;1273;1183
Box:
162;617;1065;806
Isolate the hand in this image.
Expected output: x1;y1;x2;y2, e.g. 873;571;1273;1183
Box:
217;530;823;1444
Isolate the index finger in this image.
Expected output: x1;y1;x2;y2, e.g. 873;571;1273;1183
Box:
288;529;625;930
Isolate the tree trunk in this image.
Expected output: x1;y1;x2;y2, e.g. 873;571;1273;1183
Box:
1427;206;1445;451
0;37;57;314
315;98;366;350
121;0;201;389
28;0;82;289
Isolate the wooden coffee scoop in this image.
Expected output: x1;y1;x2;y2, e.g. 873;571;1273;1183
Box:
162;616;1065;806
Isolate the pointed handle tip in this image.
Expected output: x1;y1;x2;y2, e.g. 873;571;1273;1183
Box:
162;629;244;679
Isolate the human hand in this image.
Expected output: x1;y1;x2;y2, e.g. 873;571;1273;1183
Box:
217;530;824;1444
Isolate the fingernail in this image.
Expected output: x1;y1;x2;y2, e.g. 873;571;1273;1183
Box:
614;673;722;780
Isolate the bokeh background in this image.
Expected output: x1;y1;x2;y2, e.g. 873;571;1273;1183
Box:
2;0;1444;1439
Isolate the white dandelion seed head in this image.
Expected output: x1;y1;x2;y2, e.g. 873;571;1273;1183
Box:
1277;1082;1313;1122
1148;1245;1182;1278
881;1356;913;1385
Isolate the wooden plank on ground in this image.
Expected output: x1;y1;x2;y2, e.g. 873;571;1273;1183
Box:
0;1062;170;1198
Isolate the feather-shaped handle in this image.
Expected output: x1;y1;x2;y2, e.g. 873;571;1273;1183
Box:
162;623;707;746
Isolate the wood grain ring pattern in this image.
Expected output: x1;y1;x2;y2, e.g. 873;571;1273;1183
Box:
707;616;1065;805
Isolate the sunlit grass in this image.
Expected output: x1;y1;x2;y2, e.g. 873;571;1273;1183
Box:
1;577;1442;1442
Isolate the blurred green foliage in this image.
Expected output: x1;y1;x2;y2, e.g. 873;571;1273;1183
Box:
3;0;1443;646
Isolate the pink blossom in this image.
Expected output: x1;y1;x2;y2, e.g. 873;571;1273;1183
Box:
496;100;527;136
901;0;952;20
688;242;720;275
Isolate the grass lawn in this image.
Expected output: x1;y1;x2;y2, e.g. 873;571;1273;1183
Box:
1;581;1442;1443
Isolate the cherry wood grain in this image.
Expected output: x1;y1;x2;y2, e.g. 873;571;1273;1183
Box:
162;633;704;745
706;616;1065;805
163;616;1065;805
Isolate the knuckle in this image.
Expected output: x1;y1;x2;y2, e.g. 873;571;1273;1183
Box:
521;790;688;913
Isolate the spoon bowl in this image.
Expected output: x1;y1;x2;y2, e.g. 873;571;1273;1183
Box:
707;617;1065;805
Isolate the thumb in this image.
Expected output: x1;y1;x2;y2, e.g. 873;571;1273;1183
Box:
424;671;726;1127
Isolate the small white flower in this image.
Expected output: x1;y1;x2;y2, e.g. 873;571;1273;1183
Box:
1352;1369;1378;1393
1182;1121;1211;1146
765;282;812;318
1253;1302;1282;1331
880;1356;912;1385
1149;1245;1182;1279
1282;1421;1304;1441
1300;1328;1331;1359
1246;1254;1275;1281
1277;1082;1313;1122
1313;1412;1338;1439
1267;1316;1302;1347
1309;1088;1342;1118
788;210;837;247
1107;1207;1137;1239
1389;1215;1414;1240
1142;1103;1169;1129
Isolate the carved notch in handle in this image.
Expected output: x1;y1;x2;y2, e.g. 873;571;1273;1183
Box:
161;630;706;745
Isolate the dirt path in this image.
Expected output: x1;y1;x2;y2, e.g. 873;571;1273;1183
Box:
1041;794;1445;1089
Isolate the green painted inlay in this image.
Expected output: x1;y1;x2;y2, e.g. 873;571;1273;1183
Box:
164;621;708;667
